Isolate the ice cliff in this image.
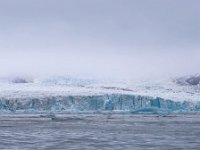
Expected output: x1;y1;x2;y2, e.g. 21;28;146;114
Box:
0;94;199;113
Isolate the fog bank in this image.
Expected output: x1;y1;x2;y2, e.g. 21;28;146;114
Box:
0;0;199;80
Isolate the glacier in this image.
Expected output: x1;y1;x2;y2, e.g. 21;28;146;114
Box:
0;94;199;114
0;75;200;114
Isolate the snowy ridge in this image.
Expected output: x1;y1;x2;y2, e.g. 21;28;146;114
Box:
174;74;200;86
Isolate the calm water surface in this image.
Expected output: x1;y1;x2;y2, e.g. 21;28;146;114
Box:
0;113;200;150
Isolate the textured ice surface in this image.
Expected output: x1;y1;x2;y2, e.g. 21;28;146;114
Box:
0;76;200;113
0;94;199;113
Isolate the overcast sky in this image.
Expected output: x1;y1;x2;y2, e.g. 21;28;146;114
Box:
0;0;199;79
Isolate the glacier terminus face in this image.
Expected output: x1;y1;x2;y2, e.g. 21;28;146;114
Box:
0;76;200;114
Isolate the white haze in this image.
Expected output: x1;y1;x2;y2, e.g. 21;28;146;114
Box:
0;0;199;80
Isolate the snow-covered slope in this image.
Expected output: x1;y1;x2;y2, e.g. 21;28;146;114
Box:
0;76;200;113
174;74;200;86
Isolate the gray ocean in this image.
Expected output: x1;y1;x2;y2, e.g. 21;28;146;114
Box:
0;113;200;150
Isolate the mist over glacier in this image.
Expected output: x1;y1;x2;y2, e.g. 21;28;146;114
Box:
0;0;200;80
0;50;200;81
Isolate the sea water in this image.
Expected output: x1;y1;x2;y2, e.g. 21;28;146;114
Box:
0;113;200;150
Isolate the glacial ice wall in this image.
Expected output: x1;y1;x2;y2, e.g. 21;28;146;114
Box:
0;94;199;113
